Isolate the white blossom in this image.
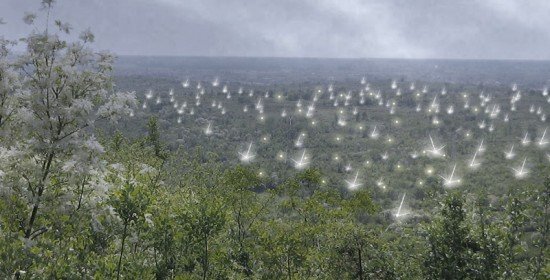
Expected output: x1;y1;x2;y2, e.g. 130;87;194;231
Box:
138;163;156;174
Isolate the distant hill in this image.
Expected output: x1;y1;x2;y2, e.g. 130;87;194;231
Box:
114;56;550;87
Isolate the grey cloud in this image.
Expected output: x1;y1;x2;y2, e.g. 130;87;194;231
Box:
0;0;549;59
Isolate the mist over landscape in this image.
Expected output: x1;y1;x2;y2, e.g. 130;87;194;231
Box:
113;56;550;86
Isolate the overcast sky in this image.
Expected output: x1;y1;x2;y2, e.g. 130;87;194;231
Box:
1;0;549;60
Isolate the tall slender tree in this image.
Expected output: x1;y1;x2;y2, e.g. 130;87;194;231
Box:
0;0;136;276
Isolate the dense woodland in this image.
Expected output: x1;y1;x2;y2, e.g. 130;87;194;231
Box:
0;2;549;279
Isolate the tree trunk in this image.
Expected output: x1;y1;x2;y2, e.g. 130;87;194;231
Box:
287;248;292;280
203;230;208;280
117;222;128;280
25;152;55;239
358;244;364;280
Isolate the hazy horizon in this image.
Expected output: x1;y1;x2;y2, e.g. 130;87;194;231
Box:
113;54;550;62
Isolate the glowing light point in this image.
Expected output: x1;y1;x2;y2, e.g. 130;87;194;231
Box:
291;149;310;170
505;144;515;159
395;193;410;218
370;125;379;139
538;128;548;146
426;134;446;158
512;157;528;179
238;142;255;163
345;171;362;190
205;122;213;136
439;163;461;187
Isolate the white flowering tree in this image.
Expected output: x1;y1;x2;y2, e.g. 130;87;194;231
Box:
0;1;136;277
